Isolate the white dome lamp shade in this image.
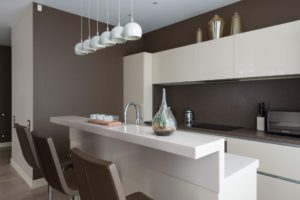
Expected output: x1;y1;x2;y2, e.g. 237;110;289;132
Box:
75;41;88;55
83;0;97;53
100;0;116;47
110;0;126;44
74;0;88;55
91;0;105;50
123;0;142;41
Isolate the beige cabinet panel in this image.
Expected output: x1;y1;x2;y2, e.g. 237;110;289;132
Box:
226;137;300;181
152;37;234;84
234;20;300;78
152;44;196;84
227;137;300;200
258;174;300;200
195;36;234;81
123;53;153;123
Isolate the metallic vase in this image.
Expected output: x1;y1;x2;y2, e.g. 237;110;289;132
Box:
231;12;243;35
208;15;225;40
196;27;203;43
152;88;177;136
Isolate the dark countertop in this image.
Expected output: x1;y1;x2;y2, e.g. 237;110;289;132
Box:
178;126;300;148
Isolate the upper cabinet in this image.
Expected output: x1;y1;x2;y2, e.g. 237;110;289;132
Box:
152;20;300;84
152;44;196;84
234;20;300;78
195;36;234;81
152;36;234;84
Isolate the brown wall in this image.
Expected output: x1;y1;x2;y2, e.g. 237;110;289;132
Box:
33;4;144;155
0;46;11;142
144;0;300;52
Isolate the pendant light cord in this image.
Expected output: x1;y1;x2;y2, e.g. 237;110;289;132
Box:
118;0;121;26
96;0;99;35
88;0;91;38
80;0;83;43
106;0;109;31
131;0;134;22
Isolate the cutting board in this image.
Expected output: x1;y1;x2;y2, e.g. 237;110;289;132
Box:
87;119;122;127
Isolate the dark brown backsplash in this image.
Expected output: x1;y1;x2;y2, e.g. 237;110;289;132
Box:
153;78;300;129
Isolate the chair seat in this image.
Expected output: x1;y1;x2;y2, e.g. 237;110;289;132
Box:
126;192;153;200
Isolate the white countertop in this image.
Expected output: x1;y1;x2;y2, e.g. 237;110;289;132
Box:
50;116;225;159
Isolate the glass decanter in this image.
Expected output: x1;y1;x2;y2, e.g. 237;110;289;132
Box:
152;88;177;136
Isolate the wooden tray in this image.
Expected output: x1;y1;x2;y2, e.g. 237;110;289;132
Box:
87;119;122;127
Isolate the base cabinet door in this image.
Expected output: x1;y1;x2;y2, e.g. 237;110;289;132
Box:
226;137;300;200
258;174;300;200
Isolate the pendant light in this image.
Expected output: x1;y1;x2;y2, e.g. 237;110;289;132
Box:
91;0;105;50
110;0;126;44
100;0;116;47
74;0;89;55
123;0;142;41
83;0;96;52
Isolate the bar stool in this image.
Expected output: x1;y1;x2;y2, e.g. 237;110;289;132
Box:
32;133;79;200
71;148;153;200
15;124;57;200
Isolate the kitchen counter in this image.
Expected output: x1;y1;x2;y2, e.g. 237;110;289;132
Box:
51;116;258;200
51;116;225;159
179;126;300;148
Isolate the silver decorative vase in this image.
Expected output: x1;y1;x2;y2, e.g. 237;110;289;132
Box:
208;15;225;40
152;88;177;136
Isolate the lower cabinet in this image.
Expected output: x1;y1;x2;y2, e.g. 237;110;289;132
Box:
258;174;300;200
226;137;300;200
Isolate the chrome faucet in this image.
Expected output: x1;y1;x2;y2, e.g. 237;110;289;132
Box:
124;102;143;125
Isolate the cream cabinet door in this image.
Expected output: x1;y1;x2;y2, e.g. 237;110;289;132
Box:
227;137;300;181
152;37;234;84
123;53;153;123
152;44;196;84
227;137;300;200
234;20;300;78
258;174;300;200
195;36;234;80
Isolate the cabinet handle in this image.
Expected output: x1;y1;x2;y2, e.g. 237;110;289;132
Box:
12;116;16;128
27;120;31;131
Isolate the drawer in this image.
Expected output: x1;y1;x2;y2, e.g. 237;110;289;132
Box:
258;174;300;200
227;137;300;181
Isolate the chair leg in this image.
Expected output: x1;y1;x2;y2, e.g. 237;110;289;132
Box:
48;185;52;200
71;195;80;200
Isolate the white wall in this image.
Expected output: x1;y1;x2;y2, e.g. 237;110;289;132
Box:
11;4;34;182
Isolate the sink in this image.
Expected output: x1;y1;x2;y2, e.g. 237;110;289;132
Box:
191;123;241;131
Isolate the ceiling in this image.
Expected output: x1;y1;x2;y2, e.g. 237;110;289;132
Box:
0;0;240;46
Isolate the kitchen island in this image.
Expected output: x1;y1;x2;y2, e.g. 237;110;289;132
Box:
51;116;259;200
